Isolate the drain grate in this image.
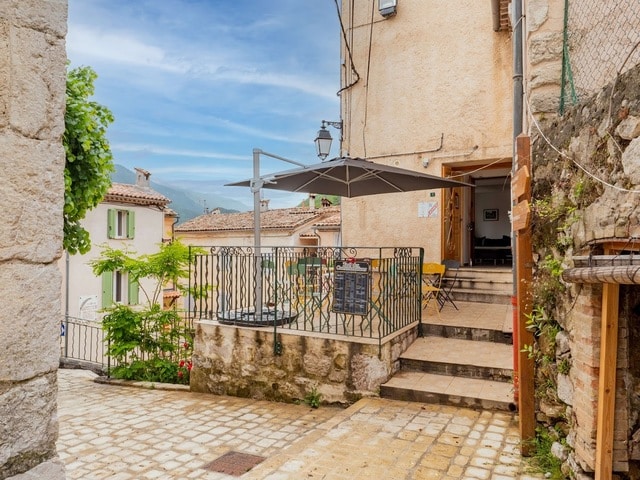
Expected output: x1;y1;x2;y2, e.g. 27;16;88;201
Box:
202;451;266;476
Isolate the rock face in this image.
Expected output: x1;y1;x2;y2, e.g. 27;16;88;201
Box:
0;1;67;478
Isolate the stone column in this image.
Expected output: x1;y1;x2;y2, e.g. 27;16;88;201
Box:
525;0;565;115
0;1;68;478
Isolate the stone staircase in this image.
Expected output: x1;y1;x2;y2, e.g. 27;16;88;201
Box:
380;302;517;411
444;266;513;304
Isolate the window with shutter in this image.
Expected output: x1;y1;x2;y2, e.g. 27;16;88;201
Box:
107;209;135;239
107;209;116;239
101;271;114;307
126;210;135;239
114;270;125;303
128;278;139;305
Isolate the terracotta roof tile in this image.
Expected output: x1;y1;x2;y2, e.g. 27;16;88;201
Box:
176;206;340;233
105;183;170;207
313;207;341;227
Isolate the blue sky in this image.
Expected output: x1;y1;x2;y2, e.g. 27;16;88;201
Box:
67;0;341;209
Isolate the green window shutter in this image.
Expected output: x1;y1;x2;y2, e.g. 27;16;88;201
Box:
126;210;136;239
101;271;114;308
128;277;139;305
107;209;116;239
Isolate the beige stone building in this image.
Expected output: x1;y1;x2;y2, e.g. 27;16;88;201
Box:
334;0;640;476
337;0;514;265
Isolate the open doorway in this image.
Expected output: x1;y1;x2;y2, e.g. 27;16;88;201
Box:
442;160;512;267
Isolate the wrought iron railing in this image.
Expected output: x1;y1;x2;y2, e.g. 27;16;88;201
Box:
60;311;193;378
188;246;424;345
60;315;108;372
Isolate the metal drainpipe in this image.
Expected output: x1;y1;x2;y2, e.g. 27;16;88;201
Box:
64;250;70;357
512;0;524;403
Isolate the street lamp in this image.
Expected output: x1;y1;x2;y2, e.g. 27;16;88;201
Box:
314;120;343;160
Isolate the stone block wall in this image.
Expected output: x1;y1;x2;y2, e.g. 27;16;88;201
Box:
525;0;564;115
0;1;67;478
191;321;417;404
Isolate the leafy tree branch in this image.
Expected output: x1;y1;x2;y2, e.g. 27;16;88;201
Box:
64;65;114;254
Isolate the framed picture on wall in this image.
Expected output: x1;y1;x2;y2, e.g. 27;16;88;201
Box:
483;209;499;221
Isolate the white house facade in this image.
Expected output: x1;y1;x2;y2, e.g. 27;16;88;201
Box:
61;169;171;320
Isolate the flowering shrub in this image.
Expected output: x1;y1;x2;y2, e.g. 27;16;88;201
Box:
177;358;193;384
102;304;194;384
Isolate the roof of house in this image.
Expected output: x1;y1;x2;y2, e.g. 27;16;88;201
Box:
176;205;340;233
104;183;171;207
313;210;341;228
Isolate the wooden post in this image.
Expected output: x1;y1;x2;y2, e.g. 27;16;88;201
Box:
595;282;619;480
513;134;536;452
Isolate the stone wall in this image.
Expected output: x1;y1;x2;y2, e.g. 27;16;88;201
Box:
525;0;564;115
191;321;417;404
531;60;640;478
0;1;67;478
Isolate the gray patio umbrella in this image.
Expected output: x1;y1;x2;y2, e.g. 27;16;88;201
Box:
226;156;473;197
225;154;473;322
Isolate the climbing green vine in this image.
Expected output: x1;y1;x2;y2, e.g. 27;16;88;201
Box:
64;65;114;255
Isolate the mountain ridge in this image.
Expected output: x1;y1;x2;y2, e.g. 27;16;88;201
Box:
111;164;249;222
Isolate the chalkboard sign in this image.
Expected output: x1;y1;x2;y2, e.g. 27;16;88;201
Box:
332;260;371;315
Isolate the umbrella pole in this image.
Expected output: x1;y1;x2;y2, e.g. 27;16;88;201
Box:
253;148;263;319
251;149;307;320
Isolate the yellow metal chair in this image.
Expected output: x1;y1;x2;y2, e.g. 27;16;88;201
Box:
421;263;445;315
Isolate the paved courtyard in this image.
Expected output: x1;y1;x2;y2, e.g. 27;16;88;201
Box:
57;369;544;479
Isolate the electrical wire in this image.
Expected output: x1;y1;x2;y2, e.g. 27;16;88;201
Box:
445;157;512;179
333;0;360;96
526;94;640;194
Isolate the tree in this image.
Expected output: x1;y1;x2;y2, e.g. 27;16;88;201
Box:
90;241;203;384
64;65;114;254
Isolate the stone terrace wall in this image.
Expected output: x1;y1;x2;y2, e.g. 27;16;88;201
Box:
191;321;417;404
0;1;67;478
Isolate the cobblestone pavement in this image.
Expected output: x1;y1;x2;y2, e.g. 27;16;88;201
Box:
57;369;544;479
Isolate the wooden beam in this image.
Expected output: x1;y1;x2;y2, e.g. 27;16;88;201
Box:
516;227;535;453
512;165;530;199
512;200;530;232
595;282;619;480
515;133;536;451
562;265;640;284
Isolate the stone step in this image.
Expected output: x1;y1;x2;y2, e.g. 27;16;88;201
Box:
448;267;513;282
442;267;513;305
380;371;516;412
399;337;514;382
452;278;512;291
421;323;513;345
447;288;512;305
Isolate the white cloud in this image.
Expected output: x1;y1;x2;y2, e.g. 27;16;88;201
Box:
112;143;248;161
67;23;339;100
211;68;338;101
68;26;188;73
146;164;252;178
